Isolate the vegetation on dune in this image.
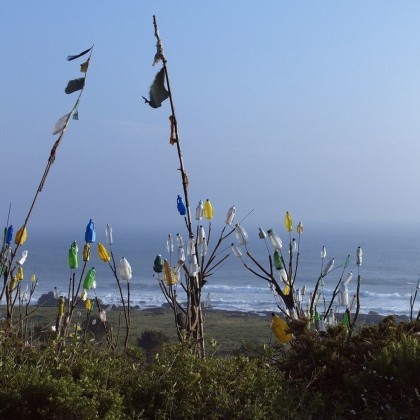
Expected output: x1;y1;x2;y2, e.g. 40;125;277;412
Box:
0;315;418;419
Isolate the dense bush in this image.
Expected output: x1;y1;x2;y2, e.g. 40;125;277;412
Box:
276;316;420;417
0;316;418;418
137;329;170;360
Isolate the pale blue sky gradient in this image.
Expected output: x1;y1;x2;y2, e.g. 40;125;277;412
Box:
1;2;420;234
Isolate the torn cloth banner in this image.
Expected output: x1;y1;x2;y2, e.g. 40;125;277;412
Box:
80;59;90;73
67;47;92;61
52;113;71;135
65;78;85;94
143;67;169;108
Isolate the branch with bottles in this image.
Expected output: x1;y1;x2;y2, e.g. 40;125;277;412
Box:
230;210;364;338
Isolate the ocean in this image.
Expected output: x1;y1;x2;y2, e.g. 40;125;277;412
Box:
8;223;420;317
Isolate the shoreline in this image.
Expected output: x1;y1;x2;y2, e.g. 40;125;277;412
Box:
135;306;411;325
32;294;413;325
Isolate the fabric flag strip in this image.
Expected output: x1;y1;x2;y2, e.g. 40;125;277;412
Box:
65;78;85;94
143;67;169;108
52;113;71;135
80;59;90;73
67;47;92;61
169;115;176;144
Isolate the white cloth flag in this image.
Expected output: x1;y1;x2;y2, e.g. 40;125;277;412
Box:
52;113;70;135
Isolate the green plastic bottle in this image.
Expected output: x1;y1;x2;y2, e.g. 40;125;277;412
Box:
68;241;78;269
83;268;96;290
153;255;164;273
273;250;283;270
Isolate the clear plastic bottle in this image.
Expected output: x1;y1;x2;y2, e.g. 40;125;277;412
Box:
196;200;204;220
231;244;242;257
267;229;282;250
235;224;249;246
225;206;236;225
105;224;113;246
16;250;28;266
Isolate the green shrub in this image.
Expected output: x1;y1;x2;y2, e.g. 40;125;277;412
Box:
0;318;419;418
137;329;170;360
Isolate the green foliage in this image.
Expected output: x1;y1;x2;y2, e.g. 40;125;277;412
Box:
275;316;420;417
137;329;169;360
0;317;418;418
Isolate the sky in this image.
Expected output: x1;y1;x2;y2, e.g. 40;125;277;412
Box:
2;1;420;236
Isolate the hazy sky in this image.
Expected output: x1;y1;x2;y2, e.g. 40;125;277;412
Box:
2;2;420;235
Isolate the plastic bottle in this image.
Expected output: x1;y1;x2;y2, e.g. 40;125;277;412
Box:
200;240;207;257
188;255;199;276
296;221;304;234
85;219;96;243
197;226;206;245
5;225;13;245
231;244;242;257
204;199;213;220
343;271;353;286
58;297;65;317
339;283;349;306
83;267;96;289
153;254;164;273
177;247;185;265
258;227;267;239
163;260;175;286
97;243;111;263
356;246;363;266
176;233;184;248
119;257;132;281
279;268;288;283
14;226;27;245
187;238;196;255
267;229;282;250
273;250;283;270
166;234;174;253
284;211;293;232
225;206;236;225
196;200;204;220
16;250;28;266
68;241;78;269
235;224;249;246
105;224;113;245
177;195;187;216
83;244;91;262
323;258;334;276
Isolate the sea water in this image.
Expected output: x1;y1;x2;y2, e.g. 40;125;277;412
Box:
8;224;420;317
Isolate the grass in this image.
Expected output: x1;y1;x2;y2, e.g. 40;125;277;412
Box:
8;305;274;354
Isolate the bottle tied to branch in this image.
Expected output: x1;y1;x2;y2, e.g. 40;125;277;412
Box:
68;241;78;269
204;199;213;220
196;200;204;220
105;224;113;246
119;257;132;281
235;224;249;246
15;225;27;245
153;254;164;273
284;211;293;232
85;219;96;243
225;206;236;225
177;195;187;216
267;229;282;250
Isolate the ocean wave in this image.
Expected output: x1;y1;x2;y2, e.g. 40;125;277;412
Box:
361;290;411;299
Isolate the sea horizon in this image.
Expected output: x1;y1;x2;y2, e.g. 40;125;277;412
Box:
3;222;420;317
